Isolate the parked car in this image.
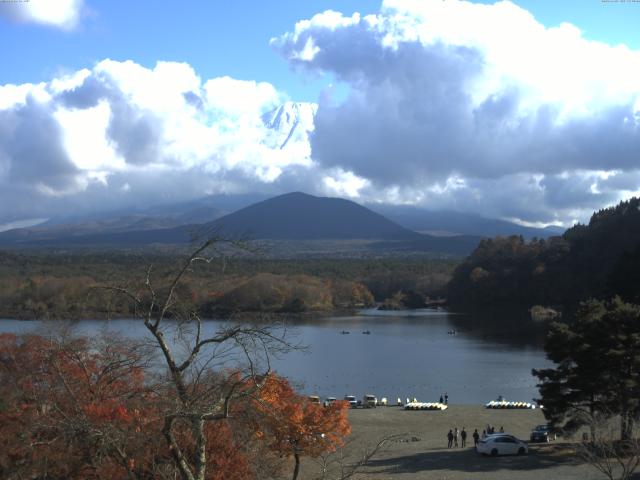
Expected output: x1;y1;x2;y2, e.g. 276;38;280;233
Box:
324;397;337;407
476;434;528;456
530;424;557;443
362;394;377;408
344;395;358;408
309;395;321;404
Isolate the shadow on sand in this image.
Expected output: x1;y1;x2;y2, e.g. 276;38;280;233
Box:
365;443;583;475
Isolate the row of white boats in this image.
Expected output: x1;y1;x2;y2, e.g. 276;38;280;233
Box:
402;398;538;411
485;400;537;409
314;395;537;410
404;400;537;411
404;402;449;411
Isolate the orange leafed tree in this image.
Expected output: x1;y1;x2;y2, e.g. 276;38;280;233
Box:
0;333;351;480
255;375;351;480
0;333;255;480
0;332;154;478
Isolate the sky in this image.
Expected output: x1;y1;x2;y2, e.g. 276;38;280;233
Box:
1;0;639;228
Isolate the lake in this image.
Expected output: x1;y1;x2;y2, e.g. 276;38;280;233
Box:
0;309;551;405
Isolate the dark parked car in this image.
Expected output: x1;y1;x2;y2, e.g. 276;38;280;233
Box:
530;424;557;443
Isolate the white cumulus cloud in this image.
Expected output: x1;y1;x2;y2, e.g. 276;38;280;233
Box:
272;0;640;224
2;1;640;227
0;0;84;30
0;59;317;223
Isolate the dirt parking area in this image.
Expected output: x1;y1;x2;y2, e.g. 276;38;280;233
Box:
300;405;614;480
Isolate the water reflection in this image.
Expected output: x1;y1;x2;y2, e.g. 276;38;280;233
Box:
447;310;549;349
278;308;551;403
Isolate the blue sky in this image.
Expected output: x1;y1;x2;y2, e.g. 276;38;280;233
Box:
1;1;383;101
1;0;640;227
2;0;639;102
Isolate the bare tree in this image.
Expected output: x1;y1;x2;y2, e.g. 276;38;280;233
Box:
107;237;294;480
312;434;411;480
577;411;640;480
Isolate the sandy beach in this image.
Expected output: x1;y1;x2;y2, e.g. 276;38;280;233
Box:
300;405;608;480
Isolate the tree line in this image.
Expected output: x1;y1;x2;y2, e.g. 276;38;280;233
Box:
446;197;640;310
0;252;456;319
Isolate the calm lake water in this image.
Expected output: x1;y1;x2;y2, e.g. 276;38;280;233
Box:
0;309;551;405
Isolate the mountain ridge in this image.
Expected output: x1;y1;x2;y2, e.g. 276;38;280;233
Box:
0;192;482;256
205;191;422;241
369;204;564;239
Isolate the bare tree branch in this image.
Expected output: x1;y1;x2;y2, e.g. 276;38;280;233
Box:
577;410;640;480
100;235;299;480
313;434;412;480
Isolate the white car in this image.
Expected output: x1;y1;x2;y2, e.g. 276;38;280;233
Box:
362;394;377;408
476;434;528;456
344;395;358;408
324;397;337;407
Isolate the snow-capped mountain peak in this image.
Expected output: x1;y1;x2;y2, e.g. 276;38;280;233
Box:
262;101;317;149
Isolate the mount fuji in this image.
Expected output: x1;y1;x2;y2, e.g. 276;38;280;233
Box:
262;101;317;150
0;102;562;250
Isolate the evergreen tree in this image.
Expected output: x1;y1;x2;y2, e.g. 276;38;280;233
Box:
533;298;640;440
447;197;640;309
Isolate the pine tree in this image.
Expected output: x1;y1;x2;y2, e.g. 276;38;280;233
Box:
533;298;640;440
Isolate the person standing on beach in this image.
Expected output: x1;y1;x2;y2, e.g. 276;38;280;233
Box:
482;429;487;439
472;429;480;447
453;427;459;447
461;427;467;447
447;429;454;448
444;392;449;404
439;395;444;404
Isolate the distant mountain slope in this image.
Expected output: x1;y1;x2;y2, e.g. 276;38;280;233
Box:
369;204;564;239
208;192;422;240
37;194;267;229
0;192;483;255
0;194;266;244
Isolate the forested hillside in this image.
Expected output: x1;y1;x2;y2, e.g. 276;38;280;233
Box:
447;198;640;308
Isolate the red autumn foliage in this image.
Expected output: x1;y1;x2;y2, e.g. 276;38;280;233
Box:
0;333;351;480
0;333;255;480
252;374;351;478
